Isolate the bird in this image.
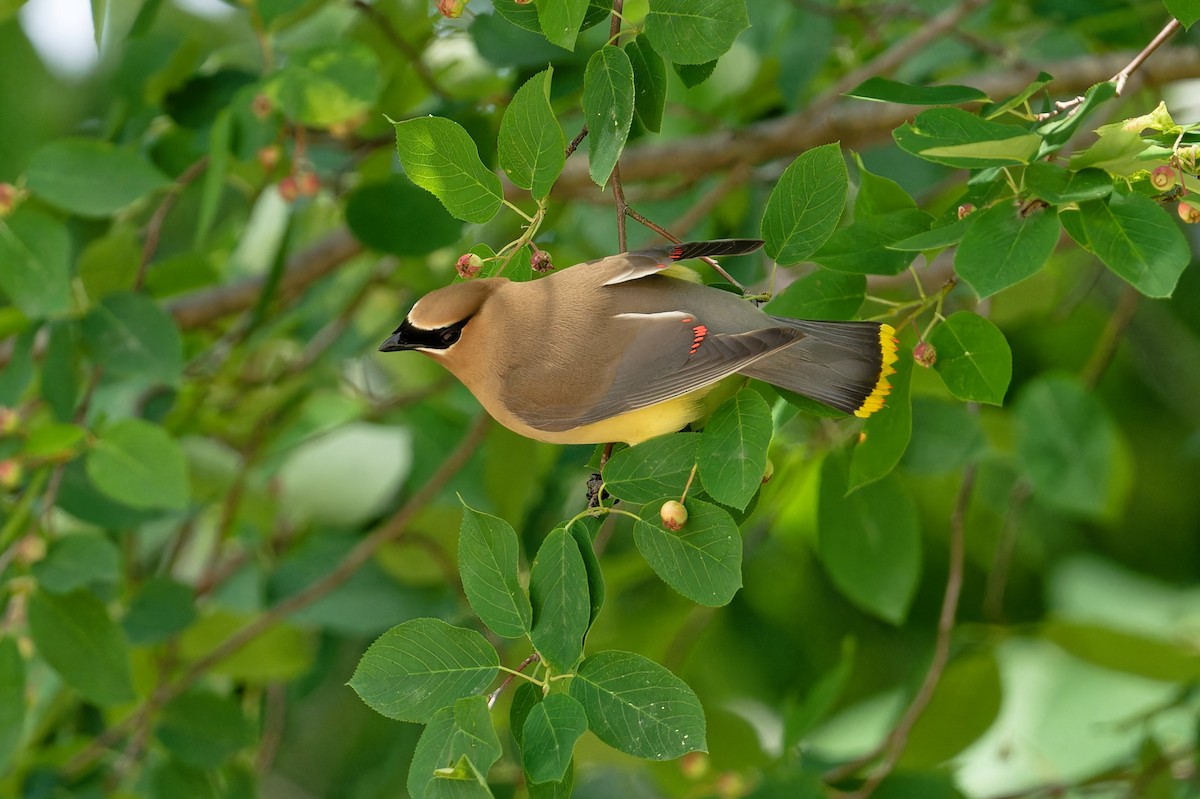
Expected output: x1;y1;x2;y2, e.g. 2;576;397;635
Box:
379;239;898;445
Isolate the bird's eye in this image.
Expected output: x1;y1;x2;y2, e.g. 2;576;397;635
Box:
440;329;460;345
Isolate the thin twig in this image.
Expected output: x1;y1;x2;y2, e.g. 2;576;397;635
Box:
828;463;976;794
487;653;540;709
65;415;491;776
611;163;629;252
565;125;588;159
352;0;449;101
255;682;288;774
1081;285;1140;390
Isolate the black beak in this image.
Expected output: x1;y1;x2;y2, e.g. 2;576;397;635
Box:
378;331;412;352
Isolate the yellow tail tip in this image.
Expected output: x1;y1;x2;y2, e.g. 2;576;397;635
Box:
854;324;899;419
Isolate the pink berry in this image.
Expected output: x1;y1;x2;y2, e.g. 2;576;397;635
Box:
914;341;937;368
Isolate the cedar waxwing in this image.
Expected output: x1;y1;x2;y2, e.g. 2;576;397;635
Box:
379;239;898;445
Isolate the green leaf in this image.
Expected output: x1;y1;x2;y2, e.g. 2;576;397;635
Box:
409;696;502;799
601;432;699;504
458;503;532;639
1014;376;1122;517
813;209;932;275
521;693;587;784
349;618;499;722
25;138;169;217
1023;163;1112;204
628;36;666;133
1067;127;1147;176
1078;190;1191;298
954;202;1060;298
1164;0;1200;27
929;312;1012;405
1041;621;1200;682
1036;81;1117;152
27;588;136;706
498;69;565;200
122;577;197;645
848;354;912;491
634;498;742;606
761;143;848;265
86;419;190;510
886;217;971;251
643;0;749;65
582;46;635;187
900;652;1002;767
902;397;987;475
78;224;139;302
266;44;382;128
894;108;1041;168
395;117;504;224
818;458;920;625
697;389;773;510
345;176;463;255
81;292;183;384
156;691;254;768
764;269;865;320
42;321;78;421
982;71;1053;119
0;638;25;775
783;638;855;746
0;208;72;318
31;534;120;594
853;152;917;216
179;610;313;683
529;529;590;672
528;762;574;799
674;59;718;88
427;755;494;799
564;518;605;625
194;108;230;248
535;0;588;50
569;650;706;759
846;77;988;105
511;682;542;748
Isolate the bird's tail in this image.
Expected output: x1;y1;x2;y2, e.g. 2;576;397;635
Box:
739;319;899;418
651;239;765;261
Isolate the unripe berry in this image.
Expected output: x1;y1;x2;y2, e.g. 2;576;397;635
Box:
436;0;467;17
957;203;976;220
1151;165;1177;191
660;500;688;531
296;171;320;197
531;249;554;274
913;341;937;368
278;176;300;202
0;406;18;436
0;183;17;218
257;145;280;171
1179;202;1200;224
679;752;709;780
456;253;483;279
0;459;23;491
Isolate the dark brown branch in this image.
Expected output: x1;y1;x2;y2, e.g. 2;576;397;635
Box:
65;414;491;776
565;125;588;159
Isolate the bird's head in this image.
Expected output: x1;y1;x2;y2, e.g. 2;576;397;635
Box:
378;279;500;355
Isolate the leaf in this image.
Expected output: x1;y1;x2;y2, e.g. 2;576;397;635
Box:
529;529;590;673
982;71;1054;119
697;389;773;510
847;354;912;490
601;432;699;504
1014;376;1122;517
349;618;498;722
528;762;574;799
783;638;855;746
886;217;971;252
521;693;587;784
628;36;666;133
929;312;1012;405
1164;0;1200;27
894;108;1041;168
853;152;917;217
954;202;1060;298
498;69;565;200
179;610;313;683
582;46;635;187
78;224;139;302
1078;190;1191;298
535;0;589;50
511;682;542;747
345;175;463;255
81;292;184;384
1023;163;1112;204
1041;621;1200;682
409;696;502;799
1036;81;1117;152
27;588;136;706
395;117;503;224
643;0;749;65
764;269;865;320
813;209;932;275
86;419;190;510
634;498;742;606
900;652;1002;767
25;138;169;217
123;577;196;645
0;638;25;775
569;650;706;759
266;44;382;128
156;691;255;768
761;143;848;265
458;503;532;639
818;458;920;625
564;518;605;625
846;77;988;106
427;755;494;799
0;209;72;318
674;59;718;88
902;397;987;475
31;534;120;594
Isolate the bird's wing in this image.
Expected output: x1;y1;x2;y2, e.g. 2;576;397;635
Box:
511;310;801;432
597;239;765;286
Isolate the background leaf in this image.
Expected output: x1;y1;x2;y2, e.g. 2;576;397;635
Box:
0;208;72;318
344;176;463;255
25;138;169;217
86;419;190;510
81;292;184;384
27;589;136;706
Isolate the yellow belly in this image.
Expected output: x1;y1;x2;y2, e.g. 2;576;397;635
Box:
535;392;707;445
